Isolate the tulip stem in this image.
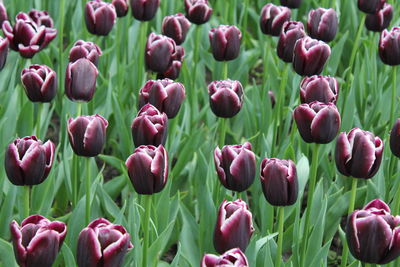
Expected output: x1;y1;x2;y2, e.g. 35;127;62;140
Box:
218;118;227;147
36;103;43;137
222;61;228;80
72;153;78;208
190;25;202;131
142;195;152;267
390;66;397;128
85;157;91;225
275;207;285;267
137;21;148;93
23;186;30;218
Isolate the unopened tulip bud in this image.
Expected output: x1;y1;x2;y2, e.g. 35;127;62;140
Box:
390;119;400;158
365;3;393;32
201;248;249;267
162;13;191;45
21;65;57;102
358;0;385;14
208;80;244;118
69;40;102;67
145;33;177;73
300;75;339;104
209;25;242;61
307;8;338;42
158;45;185;80
130;0;160;21
277;21;306;62
379;27;400;66
112;0;129;17
260;4;291;36
85;0;116;36
184;0;212;25
280;0;302;9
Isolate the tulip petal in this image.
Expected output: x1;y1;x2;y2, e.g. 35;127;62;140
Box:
77;228;102;267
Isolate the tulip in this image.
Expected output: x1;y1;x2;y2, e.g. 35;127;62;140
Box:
201;248;249;267
0;3;8;27
293;36;331;76
5;136;55;186
130;0;160;21
280;0;302;9
65;58;99;102
390;119;400;158
21;65;57;102
158;45;185;80
131;104;168;147
145;33;177;73
209;25;242;61
67;114;108;157
28;9;53;27
358;0;385;14
10;215;67;267
300;75;339;104
112;0;129;17
85;0;116;36
208;80;244;118
138;79;186;119
162;13;191;45
214;142;256;192
335;128;384;179
346;199;400;264
268;90;276;108
379;27;400;66
277;21;306;62
125;145;168;194
0;35;9;71
213;199;254;254
307;8;338;42
184;0;212;25
77;218;133;267
259;4;291;36
69;40;102;67
365;3;393;32
2;12;57;58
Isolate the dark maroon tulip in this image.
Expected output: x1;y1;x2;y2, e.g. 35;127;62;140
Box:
85;0;116;36
112;0;129;17
208;80;244;118
5;136;55;186
69;40;102;67
138;79;186;119
131;104;168;147
365;3;392;32
260;158;298;206
130;0;160;21
125;145;168;194
0;35;9;70
209;25;242;61
2;12;57;58
0;3;8;28
346;199;400;264
184;0;212;25
214;142;256;192
379;27;400;66
65;58;99;102
300;75;339;104
67;114;108;157
358;0;385;14
145;33;178;73
268;90;276;108
201;248;249;267
307;8;338;42
213;199;254;254
277;21;306;62
162;13;191;45
293;36;331;76
21;65;57;102
28;9;53;27
77;218;133;267
280;0;302;9
259;4;291;36
10;215;67;267
158;45;185;80
390;119;400;158
335;128;384;179
294;101;341;144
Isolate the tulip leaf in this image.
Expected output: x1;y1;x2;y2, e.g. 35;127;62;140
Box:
0;237;17;267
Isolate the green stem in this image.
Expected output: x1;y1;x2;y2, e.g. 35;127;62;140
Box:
72;153;78;208
136;22;148;93
242;0;249;44
85;157;91;225
142;195;152;267
23;186;30;218
365;264;371;267
58;0;65;103
275;207;285;267
36;103;43;137
390;66;397;127
190;26;201;129
77;102;82;117
218;118;227;148
222;61;228;80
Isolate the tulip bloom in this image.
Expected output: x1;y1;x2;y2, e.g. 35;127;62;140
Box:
67;115;108;157
209;25;242;61
0;36;9;71
77;218;133;267
130;0;160;21
335;128;384;179
358;0;385;14
162;13;191;45
208;80;244;118
280;0;302;9
158;45;185;80
69;40;102;67
5;136;55;186
365;3;393;32
379;27;400;66
184;0;212;25
112;0;129;17
21;65;57;102
300;75;339;104
201;248;249;267
0;3;8;27
85;0;117;36
390;119;400;158
277;21;306;62
213;199;254;254
28;9;54;27
214;142;256;192
307;8;338;42
259;4;291;36
346;199;400;264
145;33;178;74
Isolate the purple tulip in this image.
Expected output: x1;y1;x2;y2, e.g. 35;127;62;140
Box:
184;0;212;25
85;0;117;36
112;0;129;17
5;136;55;186
158;45;185;80
358;0;385;14
208;80;244;118
67;114;108;157
69;40;102;67
130;0;160;21
77;218;133;267
307;8;338;42
28;9;54;28
300;75;339;104
125;145;168;194
390;119;400;158
145;33;177;74
214;142;256;192
131;104;168;147
0;3;8;28
346;199;400;264
277;21;306;62
259;3;291;36
293;36;331;76
0;35;9;70
162;13;191;45
335;128;384;179
280;0;302;9
213;199;254;254
379;27;400;66
260;158;298;206
201;248;249;267
209;25;242;61
21;65;57;102
365;3;393;32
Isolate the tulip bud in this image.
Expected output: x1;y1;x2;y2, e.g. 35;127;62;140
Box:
335;128;384;179
280;0;302;9
69;40;102;67
365;3;392;32
390;119;400;158
260;158;298;206
28;9;54;27
65;58;99;102
5;136;55;186
209;25;242;61
346;199;400;264
213;199;254;254
130;0;160;21
300;75;339;104
379;27;400;66
77;218;133;267
21;65;57;102
293;36;331;76
85;0;116;36
201;248;249;267
162;13;191;45
268;90;276;108
277;21;306;62
112;0;129;17
0;3;8;27
125;145;168;194
131;104;168;147
145;33;177;73
259;4;291;36
208;80;244;118
158;45;185;80
214;142;256;192
10;215;67;267
67;114;108;157
184;0;212;25
0;36;9;71
307;8;338;42
358;0;385;14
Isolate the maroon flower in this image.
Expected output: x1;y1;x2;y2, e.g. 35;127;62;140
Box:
28;9;53;27
365;3;393;32
208;80;244;118
130;0;160;21
300;75;339;104
280;0;302;9
379;27;400;66
69;40;102;67
209;25;242;61
390;119;400;158
162;13;191;45
85;0;117;36
145;33;177;74
21;65;57;102
277;21;306;62
307;8;338;42
0;3;8;28
158;45;185;80
112;0;129;17
201;248;249;267
184;0;212;25
259;3;291;36
358;0;385;14
0;35;9;70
